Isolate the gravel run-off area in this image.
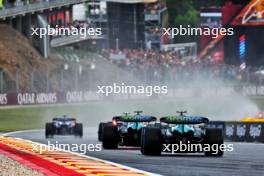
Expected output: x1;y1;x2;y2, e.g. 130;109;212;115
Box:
0;154;44;176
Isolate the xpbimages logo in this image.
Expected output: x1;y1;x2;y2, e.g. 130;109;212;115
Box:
31;25;102;39
163;141;234;154
32;141;102;155
162;25;234;39
97;83;168;96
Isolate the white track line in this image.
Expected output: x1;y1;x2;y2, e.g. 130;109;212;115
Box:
2;129;44;136
1;130;162;176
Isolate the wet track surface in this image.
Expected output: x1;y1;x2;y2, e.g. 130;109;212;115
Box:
6;128;264;176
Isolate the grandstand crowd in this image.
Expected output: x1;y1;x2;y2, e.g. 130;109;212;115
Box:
101;49;264;86
49;20;94;39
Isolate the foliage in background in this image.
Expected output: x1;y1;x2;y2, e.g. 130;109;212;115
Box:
166;0;223;43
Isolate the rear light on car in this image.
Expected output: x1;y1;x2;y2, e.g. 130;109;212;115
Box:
112;119;117;126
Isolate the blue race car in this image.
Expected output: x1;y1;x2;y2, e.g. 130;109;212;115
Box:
45;115;83;138
100;111;157;149
141;111;224;156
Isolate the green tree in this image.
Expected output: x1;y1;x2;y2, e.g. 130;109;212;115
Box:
166;0;199;42
166;0;223;42
173;8;199;27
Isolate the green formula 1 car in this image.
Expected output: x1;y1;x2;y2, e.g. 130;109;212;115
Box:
141;111;224;156
98;111;157;149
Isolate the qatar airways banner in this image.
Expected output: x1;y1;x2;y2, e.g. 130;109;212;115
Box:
0;92;59;105
1;86;264;106
65;91;101;103
0;91;102;106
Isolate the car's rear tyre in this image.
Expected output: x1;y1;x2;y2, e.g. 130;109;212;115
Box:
98;123;105;141
74;123;83;137
45;123;54;138
102;126;118;149
141;127;162;156
204;128;224;157
98;122;112;141
98;122;111;141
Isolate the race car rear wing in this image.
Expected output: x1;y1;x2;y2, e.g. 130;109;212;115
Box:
160;116;209;124
113;115;157;122
52;117;76;121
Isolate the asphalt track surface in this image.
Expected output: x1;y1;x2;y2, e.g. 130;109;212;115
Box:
5;128;264;176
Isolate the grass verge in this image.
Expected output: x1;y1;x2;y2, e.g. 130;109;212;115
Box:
0;97;264;132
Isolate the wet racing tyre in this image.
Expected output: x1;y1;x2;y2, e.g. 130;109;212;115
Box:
98;123;105;141
141;127;162;156
102;125;118;149
45;123;54;138
98;122;111;141
204;128;224;157
74;123;83;138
